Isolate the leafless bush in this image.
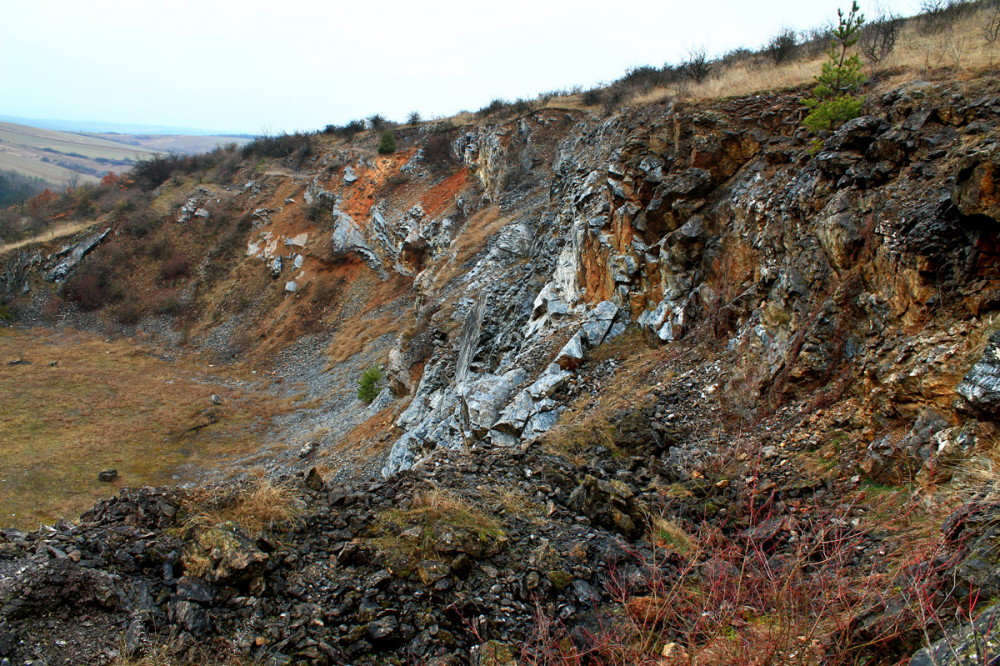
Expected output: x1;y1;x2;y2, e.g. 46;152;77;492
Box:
521;463;983;666
985;0;1000;44
919;0;976;34
860;2;903;66
63;259;120;310
800;24;835;58
684;46;712;83
367;114;390;132
476;98;534;121
422;131;457;172
158;253;190;282
718;47;756;70
582;88;603;107
766;28;799;64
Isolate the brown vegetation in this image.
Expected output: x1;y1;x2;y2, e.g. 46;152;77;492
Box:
543;329;670;462
181;473;303;537
372;488;505;561
0;327;286;529
523;436;984;664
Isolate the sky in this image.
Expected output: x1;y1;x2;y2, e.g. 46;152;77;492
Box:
1;0;924;136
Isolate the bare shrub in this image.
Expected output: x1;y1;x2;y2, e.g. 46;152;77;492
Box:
985;0;1000;44
146;233;174;260
860;2;903;66
158;253;190;282
766;28;799;64
151;290;181;315
478;97;534;120
601;87;628;115
522;468;979;665
422;131;457;172
131;154;181;191
115;298;142;325
684;46;712;83
241;132;312;170
919;0;976;34
63;260;119;310
477;98;510;119
582;88;604;107
214;145;242;185
800;24;835;58
385;172;410;189
367;114;390;132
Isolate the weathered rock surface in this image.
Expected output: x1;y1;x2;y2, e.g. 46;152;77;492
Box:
3;72;1000;666
958;330;1000;410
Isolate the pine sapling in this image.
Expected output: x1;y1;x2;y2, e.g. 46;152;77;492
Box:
803;2;866;133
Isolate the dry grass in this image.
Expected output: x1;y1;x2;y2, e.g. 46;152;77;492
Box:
0;327;286;529
112;639;255;666
373;487;505;560
543;329;667;460
0;220;99;256
182;474;303;537
326;310;400;365
483;484;544;520
424;206;509;288
324;275;412;365
532;4;1000;117
648;516;695;555
698;7;1000;99
888;5;1000;74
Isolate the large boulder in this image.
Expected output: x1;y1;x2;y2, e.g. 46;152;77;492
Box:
953;150;999;223
183;522;268;585
567;475;643;539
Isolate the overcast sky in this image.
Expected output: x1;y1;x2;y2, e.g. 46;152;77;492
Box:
1;0;923;136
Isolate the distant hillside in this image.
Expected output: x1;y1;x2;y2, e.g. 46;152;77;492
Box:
0;121;249;188
0;113;251;136
84;132;251;155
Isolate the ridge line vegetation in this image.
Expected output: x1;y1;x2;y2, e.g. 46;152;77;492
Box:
2;0;997;249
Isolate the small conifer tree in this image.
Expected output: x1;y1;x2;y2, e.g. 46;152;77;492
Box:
378;130;397;155
357;366;384;403
803;2;866;133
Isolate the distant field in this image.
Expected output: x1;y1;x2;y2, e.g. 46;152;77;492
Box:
0;150;89;184
88;132;249;154
0;121;249;188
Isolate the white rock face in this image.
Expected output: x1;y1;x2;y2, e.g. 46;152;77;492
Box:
383;297;624;477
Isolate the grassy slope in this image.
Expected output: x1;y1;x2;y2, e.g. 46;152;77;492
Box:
0;327;288;529
0;149;96;184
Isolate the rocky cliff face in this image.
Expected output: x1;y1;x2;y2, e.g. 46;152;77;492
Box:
3;73;1000;665
380;75;1000;487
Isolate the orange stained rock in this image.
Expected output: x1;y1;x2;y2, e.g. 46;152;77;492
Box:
419;168;469;219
